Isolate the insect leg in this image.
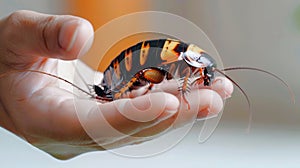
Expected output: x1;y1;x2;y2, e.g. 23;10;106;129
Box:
114;77;139;99
179;67;192;109
114;67;167;99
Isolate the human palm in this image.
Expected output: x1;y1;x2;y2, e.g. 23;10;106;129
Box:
0;10;233;159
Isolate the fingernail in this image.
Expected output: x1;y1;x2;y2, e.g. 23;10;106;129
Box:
224;91;232;99
59;20;80;52
214;78;223;85
165;108;178;114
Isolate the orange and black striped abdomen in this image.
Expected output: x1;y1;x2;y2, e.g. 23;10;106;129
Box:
101;39;189;96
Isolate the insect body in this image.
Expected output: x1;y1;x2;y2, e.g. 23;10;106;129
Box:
93;39;217;107
1;39;292;113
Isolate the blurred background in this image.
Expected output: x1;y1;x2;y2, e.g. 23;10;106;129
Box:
1;0;300;167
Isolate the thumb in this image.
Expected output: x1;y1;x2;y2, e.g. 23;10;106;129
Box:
0;10;94;60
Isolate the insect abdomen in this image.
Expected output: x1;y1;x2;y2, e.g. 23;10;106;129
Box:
101;39;189;97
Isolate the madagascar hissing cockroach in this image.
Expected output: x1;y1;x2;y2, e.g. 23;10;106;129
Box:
0;39;294;112
87;39;294;110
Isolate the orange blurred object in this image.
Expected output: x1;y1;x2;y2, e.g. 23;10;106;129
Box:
68;0;151;29
67;0;155;71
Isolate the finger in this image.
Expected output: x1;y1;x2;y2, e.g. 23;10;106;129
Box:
103;89;224;147
75;92;179;146
103;114;175;149
211;76;234;99
0;10;93;61
169;89;223;128
194;89;223;119
191;76;234;99
18;89;178;145
120;89;223;138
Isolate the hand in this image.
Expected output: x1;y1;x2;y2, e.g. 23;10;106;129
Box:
0;10;233;159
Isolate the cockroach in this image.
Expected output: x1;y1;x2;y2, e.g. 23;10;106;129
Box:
88;39;294;110
1;39;294;113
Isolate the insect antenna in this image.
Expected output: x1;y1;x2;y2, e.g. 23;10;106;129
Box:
213;68;252;131
0;69;96;99
29;69;97;98
220;66;295;104
72;61;95;94
214;66;295;132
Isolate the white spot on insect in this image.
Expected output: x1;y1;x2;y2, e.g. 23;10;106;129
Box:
178;52;184;60
182;50;206;68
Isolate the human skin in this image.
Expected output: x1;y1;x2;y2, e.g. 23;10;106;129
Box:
0;10;233;159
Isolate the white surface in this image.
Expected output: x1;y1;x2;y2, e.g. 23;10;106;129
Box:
1;123;300;168
0;0;300;167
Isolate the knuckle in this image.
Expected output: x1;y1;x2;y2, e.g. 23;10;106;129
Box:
2;10;35;40
0;11;27;46
6;10;29;27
